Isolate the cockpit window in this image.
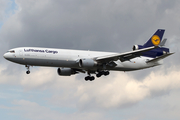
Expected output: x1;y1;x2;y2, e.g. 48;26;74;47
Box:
8;50;15;53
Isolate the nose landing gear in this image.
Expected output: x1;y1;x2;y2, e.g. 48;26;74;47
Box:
25;65;30;74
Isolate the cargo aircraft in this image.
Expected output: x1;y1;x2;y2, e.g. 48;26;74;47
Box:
3;29;173;81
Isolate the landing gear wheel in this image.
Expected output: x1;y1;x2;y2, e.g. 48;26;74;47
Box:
25;65;31;74
85;76;89;81
96;71;110;78
85;76;95;81
96;73;102;78
104;71;110;76
26;70;30;74
90;76;95;81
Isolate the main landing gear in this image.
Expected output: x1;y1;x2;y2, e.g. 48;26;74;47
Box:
85;72;95;81
25;65;30;74
84;71;110;81
85;76;95;81
96;71;109;78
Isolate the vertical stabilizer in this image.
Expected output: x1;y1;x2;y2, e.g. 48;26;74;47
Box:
143;29;165;47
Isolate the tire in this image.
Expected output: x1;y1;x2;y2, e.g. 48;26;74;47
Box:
104;71;109;76
26;71;30;74
90;76;95;81
96;74;101;78
85;76;89;81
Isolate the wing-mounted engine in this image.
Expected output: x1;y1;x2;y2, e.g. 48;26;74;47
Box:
132;45;143;51
57;68;78;76
78;58;97;68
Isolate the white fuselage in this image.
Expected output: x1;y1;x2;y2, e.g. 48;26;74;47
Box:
3;47;161;71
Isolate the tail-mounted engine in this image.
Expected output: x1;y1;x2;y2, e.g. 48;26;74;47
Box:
132;45;169;58
57;68;77;76
132;45;143;51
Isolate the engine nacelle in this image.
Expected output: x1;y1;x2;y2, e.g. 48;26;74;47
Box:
79;59;97;68
163;50;168;55
132;45;143;51
57;68;77;76
132;45;139;51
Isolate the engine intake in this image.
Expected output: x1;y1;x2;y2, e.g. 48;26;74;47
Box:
57;68;77;76
133;45;138;51
132;45;143;51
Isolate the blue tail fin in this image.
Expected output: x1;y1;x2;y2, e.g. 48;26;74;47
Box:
141;29;170;58
143;29;165;47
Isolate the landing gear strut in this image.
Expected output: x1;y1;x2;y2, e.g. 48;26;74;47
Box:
25;65;30;74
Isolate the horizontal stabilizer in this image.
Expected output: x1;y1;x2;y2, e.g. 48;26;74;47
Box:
146;53;174;63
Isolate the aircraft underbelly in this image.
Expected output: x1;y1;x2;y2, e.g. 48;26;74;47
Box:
111;57;155;71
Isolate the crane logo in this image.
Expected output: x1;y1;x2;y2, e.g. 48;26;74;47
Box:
151;35;160;46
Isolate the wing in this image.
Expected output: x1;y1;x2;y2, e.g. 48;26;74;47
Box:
95;46;158;63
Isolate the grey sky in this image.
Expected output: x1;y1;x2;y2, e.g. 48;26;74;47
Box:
0;0;180;120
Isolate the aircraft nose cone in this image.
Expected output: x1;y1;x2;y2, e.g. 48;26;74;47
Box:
3;53;7;58
3;53;9;59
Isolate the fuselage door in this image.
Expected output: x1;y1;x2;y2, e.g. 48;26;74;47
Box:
19;49;23;56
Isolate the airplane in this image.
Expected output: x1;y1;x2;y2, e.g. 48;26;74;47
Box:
3;29;173;81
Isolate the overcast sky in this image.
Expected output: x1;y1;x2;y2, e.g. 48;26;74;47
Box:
0;0;180;120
